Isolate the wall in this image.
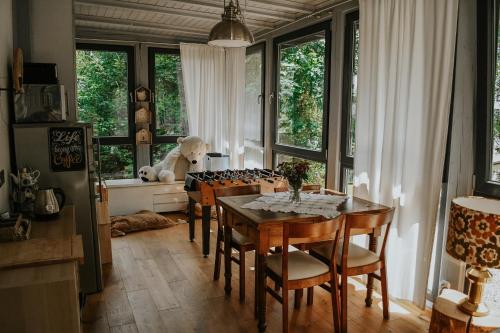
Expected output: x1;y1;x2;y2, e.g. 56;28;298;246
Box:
0;0;13;213
0;0;76;211
28;0;76;120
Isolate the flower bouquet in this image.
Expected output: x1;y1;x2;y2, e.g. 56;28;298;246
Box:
277;160;310;203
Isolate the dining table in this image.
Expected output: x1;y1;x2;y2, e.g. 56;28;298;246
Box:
216;193;390;332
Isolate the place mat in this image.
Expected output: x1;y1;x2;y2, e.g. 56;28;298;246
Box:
241;192;348;219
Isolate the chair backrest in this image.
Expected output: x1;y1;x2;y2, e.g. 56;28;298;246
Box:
286;219;341;242
341;208;395;263
281;216;344;282
274;184;322;193
213;185;261;229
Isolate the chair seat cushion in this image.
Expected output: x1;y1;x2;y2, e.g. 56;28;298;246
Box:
231;230;252;246
311;242;380;268
266;251;330;281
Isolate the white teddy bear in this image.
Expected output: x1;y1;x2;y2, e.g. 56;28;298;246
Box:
139;136;210;183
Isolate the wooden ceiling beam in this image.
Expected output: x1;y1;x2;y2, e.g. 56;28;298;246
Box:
248;0;314;14
163;0;296;21
75;0;275;29
75;14;208;37
76;27;206;44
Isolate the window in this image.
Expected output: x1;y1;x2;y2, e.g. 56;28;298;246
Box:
76;44;136;179
272;21;331;185
148;48;188;165
340;12;359;196
244;43;265;169
274;153;326;186
151;143;178;165
476;0;500;198
97;145;135;179
476;0;500;309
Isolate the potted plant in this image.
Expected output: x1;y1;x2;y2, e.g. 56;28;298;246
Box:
277;160;310;203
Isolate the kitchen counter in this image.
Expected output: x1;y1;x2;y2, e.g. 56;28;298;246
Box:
0;206;83;333
0;206;83;270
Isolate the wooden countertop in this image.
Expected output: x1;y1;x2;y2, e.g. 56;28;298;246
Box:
0;206;84;270
30;205;76;238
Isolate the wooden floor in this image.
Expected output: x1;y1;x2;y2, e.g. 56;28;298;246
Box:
82;213;430;333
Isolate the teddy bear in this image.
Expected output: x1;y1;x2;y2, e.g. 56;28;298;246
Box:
139;136;210;183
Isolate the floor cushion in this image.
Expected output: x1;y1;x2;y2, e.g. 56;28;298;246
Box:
110;210;181;237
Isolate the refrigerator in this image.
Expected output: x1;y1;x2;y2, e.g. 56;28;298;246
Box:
13;122;103;294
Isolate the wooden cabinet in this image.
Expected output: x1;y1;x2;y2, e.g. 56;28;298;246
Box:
104;179;188;216
96;184;112;265
0;206;84;333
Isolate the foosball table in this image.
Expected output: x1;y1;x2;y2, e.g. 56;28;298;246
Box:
184;169;286;256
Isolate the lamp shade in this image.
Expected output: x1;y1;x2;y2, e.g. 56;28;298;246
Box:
208;19;254;48
208;0;254;48
446;196;500;268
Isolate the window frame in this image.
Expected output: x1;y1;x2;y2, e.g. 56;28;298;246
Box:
339;11;359;192
75;43;137;177
76;43;136;146
476;0;500;198
148;47;186;165
271;20;332;165
245;42;266;148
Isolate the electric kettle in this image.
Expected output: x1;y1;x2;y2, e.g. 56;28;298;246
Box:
34;188;65;218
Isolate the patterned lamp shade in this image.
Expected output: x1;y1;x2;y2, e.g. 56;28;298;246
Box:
446;196;500;268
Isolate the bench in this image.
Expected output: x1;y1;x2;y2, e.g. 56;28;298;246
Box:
104;179;188;216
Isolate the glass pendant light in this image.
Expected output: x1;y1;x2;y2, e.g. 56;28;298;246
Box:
208;0;255;47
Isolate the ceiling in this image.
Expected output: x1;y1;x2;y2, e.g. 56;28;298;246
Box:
74;0;343;44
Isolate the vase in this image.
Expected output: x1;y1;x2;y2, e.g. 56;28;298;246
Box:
288;181;303;204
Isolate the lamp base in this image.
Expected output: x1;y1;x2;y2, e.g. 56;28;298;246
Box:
459;299;490;317
458;267;492;317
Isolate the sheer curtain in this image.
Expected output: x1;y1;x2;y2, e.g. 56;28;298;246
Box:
438;0;475;292
355;0;459;307
180;44;245;169
225;48;246;169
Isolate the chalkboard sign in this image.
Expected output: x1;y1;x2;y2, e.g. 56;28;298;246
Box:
49;127;86;171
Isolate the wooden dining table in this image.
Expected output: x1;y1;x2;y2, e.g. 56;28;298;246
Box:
216;194;390;332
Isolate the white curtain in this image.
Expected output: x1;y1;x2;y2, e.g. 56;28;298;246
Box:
225;48;246;169
180;43;246;169
438;0;475;292
355;0;459;307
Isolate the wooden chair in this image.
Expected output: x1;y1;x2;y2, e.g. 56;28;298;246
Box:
273;185;346;309
309;208;395;333
264;216;344;333
213;184;261;302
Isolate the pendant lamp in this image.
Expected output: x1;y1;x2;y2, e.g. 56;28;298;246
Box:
208;0;254;47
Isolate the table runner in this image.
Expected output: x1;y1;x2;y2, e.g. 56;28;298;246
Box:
240;192;348;219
